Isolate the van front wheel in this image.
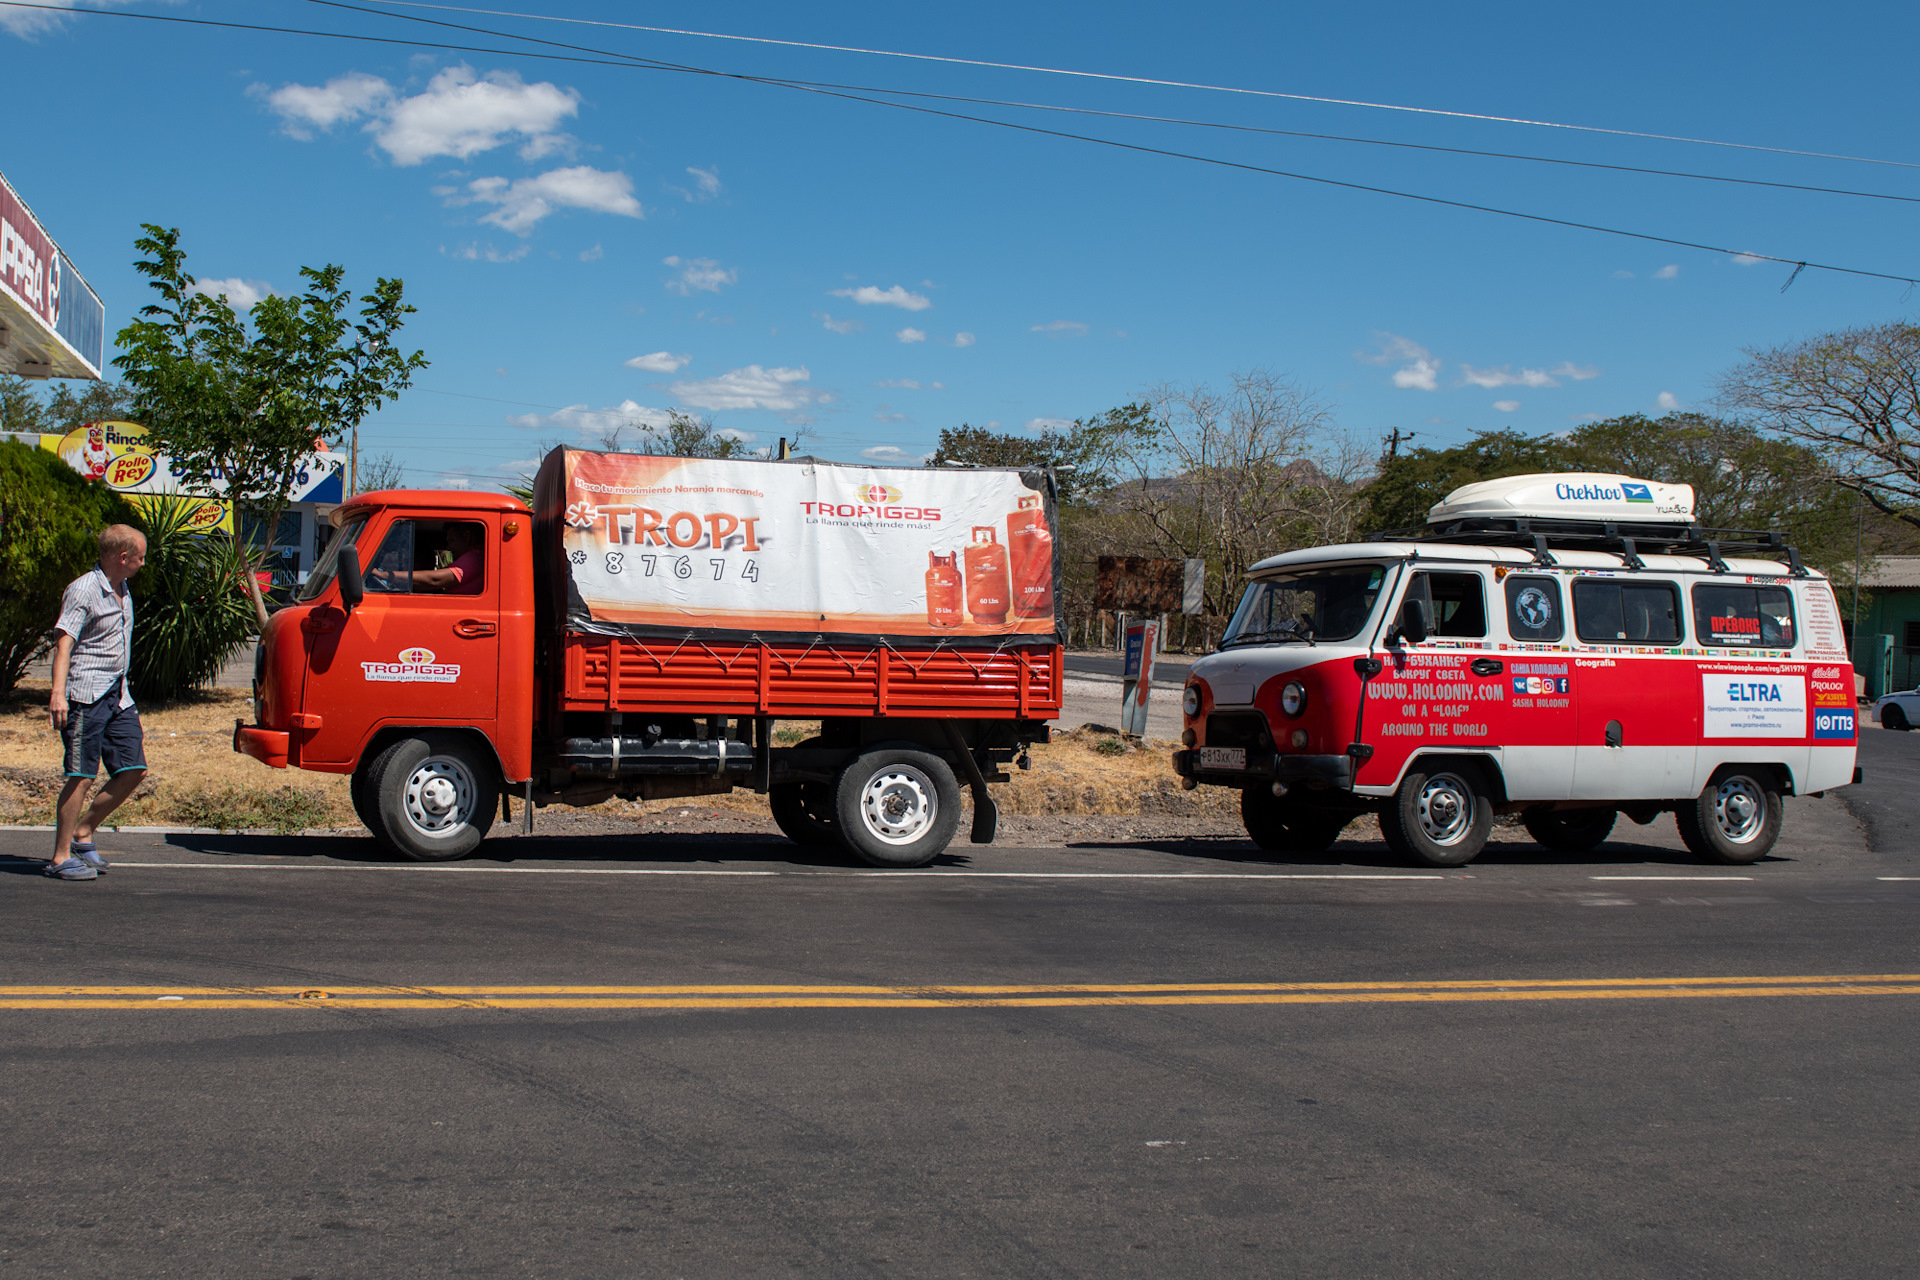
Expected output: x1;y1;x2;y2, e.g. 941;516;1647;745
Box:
1676;771;1781;865
1383;764;1493;867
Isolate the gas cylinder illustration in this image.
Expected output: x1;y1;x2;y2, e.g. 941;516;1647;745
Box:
1007;494;1054;619
925;552;963;629
964;526;1011;625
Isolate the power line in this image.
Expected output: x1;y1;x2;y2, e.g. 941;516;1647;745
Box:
6;1;1913;288
352;0;1920;171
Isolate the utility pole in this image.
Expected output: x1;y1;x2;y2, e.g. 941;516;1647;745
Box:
1384;427;1415;459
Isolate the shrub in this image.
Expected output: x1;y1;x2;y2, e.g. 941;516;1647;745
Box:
129;496;259;700
0;440;139;693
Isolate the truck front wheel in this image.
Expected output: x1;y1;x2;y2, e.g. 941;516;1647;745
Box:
373;733;499;862
833;745;961;868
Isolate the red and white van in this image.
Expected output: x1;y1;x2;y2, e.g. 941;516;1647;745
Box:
1171;474;1860;866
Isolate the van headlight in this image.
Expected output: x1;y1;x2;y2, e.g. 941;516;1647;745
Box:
1281;682;1307;717
1182;685;1202;717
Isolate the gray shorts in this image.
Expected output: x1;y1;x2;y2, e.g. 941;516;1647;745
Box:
61;686;146;779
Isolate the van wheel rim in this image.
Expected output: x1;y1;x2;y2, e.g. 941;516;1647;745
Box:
404;757;477;837
1713;778;1766;844
1416;774;1473;846
858;765;936;846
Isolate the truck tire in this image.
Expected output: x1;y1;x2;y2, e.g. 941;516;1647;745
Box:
1240;789;1349;854
1522;808;1616;853
372;732;499;862
769;782;837;846
1382;762;1494;867
1675;771;1781;865
351;739;404;850
833;744;961;868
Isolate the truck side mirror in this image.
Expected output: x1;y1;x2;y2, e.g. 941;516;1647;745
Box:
337;545;364;612
1394;599;1431;646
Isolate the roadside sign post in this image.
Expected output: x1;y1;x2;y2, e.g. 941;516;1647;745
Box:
1120;618;1158;739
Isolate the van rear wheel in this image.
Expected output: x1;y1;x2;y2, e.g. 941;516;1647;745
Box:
1382;763;1493;867
1522;808;1616;853
1676;771;1781;865
372;733;499;862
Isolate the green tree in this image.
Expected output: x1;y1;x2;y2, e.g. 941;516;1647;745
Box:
112;225;428;627
929;406;1150;504
1361;429;1578;531
0;440;138;693
127;497;259;700
1;374;51;436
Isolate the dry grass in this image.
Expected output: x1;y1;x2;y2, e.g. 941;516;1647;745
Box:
0;686;1215;829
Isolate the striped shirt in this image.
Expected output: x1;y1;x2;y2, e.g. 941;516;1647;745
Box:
54;565;134;708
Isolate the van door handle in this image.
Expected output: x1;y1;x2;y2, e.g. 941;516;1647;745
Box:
1470;658;1504;676
453;618;497;638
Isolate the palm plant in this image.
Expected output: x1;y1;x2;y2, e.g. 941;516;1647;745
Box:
130;497;259;700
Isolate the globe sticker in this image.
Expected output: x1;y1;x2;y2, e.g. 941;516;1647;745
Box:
1515;586;1553;630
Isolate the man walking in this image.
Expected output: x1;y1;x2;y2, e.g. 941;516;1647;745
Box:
46;524;149;881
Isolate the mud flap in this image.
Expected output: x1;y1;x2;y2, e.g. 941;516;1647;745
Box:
940;721;998;845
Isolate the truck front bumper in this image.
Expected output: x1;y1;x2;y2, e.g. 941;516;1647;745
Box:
234;721;290;769
1171;749;1352;790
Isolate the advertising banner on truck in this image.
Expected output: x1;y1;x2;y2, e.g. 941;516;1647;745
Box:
536;448;1061;645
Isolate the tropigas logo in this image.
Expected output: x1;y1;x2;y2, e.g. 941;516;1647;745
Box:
855;483;903;504
362;646;461;684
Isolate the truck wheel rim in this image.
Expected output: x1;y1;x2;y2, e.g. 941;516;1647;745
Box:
404;757;477;837
1416;774;1473;846
858;765;936;846
1713;778;1766;844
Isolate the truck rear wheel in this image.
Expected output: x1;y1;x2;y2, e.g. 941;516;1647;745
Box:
1240;790;1349;854
1382;763;1493;867
1675;771;1781;865
372;733;499;862
769;782;837;846
833;744;961;868
1522;808;1616;853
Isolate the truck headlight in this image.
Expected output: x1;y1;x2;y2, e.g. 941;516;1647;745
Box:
1281;682;1307;717
1182;685;1202;718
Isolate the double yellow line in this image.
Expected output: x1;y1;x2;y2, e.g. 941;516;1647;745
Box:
3;975;1919;1010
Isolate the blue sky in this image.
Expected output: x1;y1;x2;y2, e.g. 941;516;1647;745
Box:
5;0;1917;490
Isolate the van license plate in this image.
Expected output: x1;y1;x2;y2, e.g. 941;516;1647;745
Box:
1200;747;1246;770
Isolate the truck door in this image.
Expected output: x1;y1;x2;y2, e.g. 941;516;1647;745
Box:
299;515;501;768
1569;577;1696;800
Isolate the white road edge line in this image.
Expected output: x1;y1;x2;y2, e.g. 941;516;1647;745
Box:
1875;877;1920;881
1589;876;1756;881
92;864;1445;880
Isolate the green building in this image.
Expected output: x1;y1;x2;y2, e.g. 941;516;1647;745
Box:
1851;558;1920;698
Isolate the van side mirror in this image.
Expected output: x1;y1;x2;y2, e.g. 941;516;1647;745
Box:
1394;599;1431;646
337;545;364;612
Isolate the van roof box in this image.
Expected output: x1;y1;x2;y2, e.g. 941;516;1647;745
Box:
1368;472;1805;576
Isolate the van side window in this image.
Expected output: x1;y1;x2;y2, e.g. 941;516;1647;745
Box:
1504;575;1564;641
1403;571;1486;638
1693;584;1795;648
1573;579;1683;644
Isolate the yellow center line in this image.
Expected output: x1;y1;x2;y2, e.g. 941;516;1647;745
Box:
3;976;1919;1010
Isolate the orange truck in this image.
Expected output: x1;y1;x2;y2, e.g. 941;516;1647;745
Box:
234;447;1063;866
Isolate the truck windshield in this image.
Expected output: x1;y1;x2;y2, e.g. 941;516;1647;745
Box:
1222;565;1387;647
296;514;370;603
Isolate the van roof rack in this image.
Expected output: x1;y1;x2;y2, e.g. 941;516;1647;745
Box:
1367;515;1807;577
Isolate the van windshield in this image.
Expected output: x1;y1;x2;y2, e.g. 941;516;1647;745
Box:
297;514;370;603
1222;565;1387;647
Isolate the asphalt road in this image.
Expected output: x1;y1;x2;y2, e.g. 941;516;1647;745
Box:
1838;724;1920;851
4;797;1916;1279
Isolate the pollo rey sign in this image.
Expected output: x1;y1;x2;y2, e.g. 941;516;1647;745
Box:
536;449;1060;644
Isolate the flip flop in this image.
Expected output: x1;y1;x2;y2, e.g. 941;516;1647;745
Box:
70;842;109;872
45;858;97;881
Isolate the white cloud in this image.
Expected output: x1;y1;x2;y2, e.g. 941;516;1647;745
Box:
952;332;976;347
1492;400;1521;413
1612;269;1635;279
189;277;273;309
625;351;691;373
663;255;736;295
874;412;910;424
816;312;863;334
265;66;580;166
1460;364;1560;389
1655;391;1683;411
896;327;927;344
830;284;932;311
670;365;818;412
1356;331;1441;391
507;398;676;441
1654;264;1680;279
874;379;944;390
446;242;531;263
1031;320;1088;336
1550;362;1601;381
674;166;722;202
1731;252;1765;267
860;445;930;464
1026;417;1074;432
579;243;603;262
452;166;643;235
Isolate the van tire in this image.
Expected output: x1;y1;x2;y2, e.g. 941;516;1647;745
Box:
1676;771;1781;865
833;744;961;868
1241;790;1349;854
372;732;499;862
1382;762;1494;867
1522;808;1616;853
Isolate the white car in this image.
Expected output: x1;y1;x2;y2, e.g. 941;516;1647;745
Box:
1870;689;1920;731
